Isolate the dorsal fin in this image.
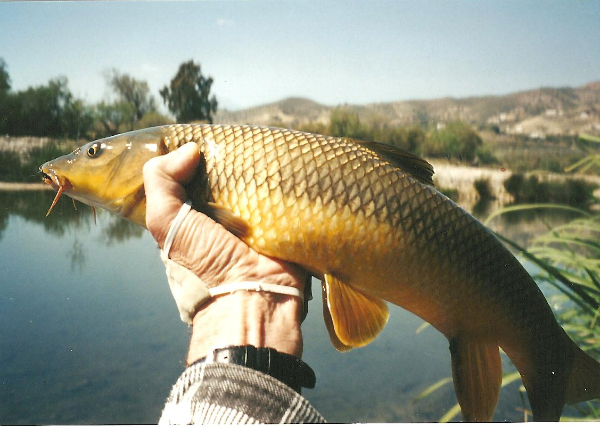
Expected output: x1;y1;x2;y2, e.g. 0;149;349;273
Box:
358;140;434;186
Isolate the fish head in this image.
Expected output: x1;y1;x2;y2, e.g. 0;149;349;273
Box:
40;126;168;227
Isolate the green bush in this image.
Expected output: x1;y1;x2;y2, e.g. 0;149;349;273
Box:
0;141;72;183
438;187;459;202
504;173;597;206
0;150;26;181
539;157;563;173
475;144;497;165
330;107;370;140
296;110;426;156
504;174;525;201
424;121;483;162
474;178;495;200
136;110;174;129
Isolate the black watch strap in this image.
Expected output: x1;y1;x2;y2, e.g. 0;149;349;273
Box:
191;345;316;393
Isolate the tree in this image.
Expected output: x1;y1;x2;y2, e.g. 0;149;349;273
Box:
10;76;77;137
0;58;10;94
0;58;11;134
424;121;483;162
62;98;95;141
95;101;136;136
105;69;156;126
329;107;368;139
160;60;217;123
0;61;92;139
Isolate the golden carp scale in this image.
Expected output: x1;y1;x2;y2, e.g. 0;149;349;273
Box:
160;125;547;338
40;124;600;422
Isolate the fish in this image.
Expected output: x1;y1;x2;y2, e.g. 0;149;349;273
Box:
40;124;600;421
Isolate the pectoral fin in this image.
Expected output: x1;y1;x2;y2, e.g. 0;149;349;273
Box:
449;336;502;422
322;274;389;350
321;287;353;352
204;202;250;239
185;153;251;239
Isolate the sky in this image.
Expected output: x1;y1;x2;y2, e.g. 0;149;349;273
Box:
1;0;599;111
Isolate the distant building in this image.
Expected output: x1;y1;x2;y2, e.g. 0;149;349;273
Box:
529;131;546;140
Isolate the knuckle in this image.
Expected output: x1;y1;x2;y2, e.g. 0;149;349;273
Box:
142;157;160;176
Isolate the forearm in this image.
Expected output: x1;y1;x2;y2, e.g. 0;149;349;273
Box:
187;291;303;364
145;143;323;422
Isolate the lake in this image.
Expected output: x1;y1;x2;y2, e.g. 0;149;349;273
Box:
0;189;584;423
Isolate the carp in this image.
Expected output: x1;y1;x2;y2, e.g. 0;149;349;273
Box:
40;124;600;421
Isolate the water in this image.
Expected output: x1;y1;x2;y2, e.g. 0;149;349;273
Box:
0;190;582;423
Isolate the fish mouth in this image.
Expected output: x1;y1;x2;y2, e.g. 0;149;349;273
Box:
40;166;61;188
40;166;72;216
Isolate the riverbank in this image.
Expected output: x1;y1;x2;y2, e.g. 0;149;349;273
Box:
3;162;600;210
0;182;50;191
430;160;600;211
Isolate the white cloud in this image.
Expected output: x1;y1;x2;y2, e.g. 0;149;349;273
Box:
216;18;234;27
140;63;160;74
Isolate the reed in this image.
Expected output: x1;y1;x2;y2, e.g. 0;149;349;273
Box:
417;202;600;421
415;134;600;420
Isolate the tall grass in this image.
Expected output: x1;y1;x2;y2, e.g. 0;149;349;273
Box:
417;134;600;421
565;134;600;174
416;205;600;421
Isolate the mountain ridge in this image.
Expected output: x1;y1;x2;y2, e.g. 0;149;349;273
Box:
215;81;600;137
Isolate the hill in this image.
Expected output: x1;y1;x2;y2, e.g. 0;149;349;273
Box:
215;81;600;138
215;97;330;128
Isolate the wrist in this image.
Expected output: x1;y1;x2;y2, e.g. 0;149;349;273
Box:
187;290;303;365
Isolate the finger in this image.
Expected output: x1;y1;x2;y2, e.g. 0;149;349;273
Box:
144;142;200;204
143;142;200;245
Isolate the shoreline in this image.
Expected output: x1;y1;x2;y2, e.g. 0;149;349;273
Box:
2;162;600;202
430;160;600;208
0;182;51;191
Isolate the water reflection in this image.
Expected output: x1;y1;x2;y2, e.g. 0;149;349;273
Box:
0;190;591;423
471;197;494;218
0;191;189;424
0;190;144;243
67;238;86;272
0;189;585;249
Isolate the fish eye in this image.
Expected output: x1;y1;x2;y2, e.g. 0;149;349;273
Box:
87;144;100;157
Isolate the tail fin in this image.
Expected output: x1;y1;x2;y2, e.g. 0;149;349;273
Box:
515;332;599;421
565;341;600;405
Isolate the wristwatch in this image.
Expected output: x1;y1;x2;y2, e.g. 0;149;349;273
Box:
192;345;316;393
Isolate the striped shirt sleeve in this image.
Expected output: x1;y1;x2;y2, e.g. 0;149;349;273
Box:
159;362;325;424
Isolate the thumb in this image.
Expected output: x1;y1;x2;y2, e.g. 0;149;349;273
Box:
143;142;200;245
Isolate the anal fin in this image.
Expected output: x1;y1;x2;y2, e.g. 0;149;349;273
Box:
449;336;502;422
322;273;389;350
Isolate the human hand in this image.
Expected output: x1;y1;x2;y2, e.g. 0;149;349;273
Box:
143;142;306;363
